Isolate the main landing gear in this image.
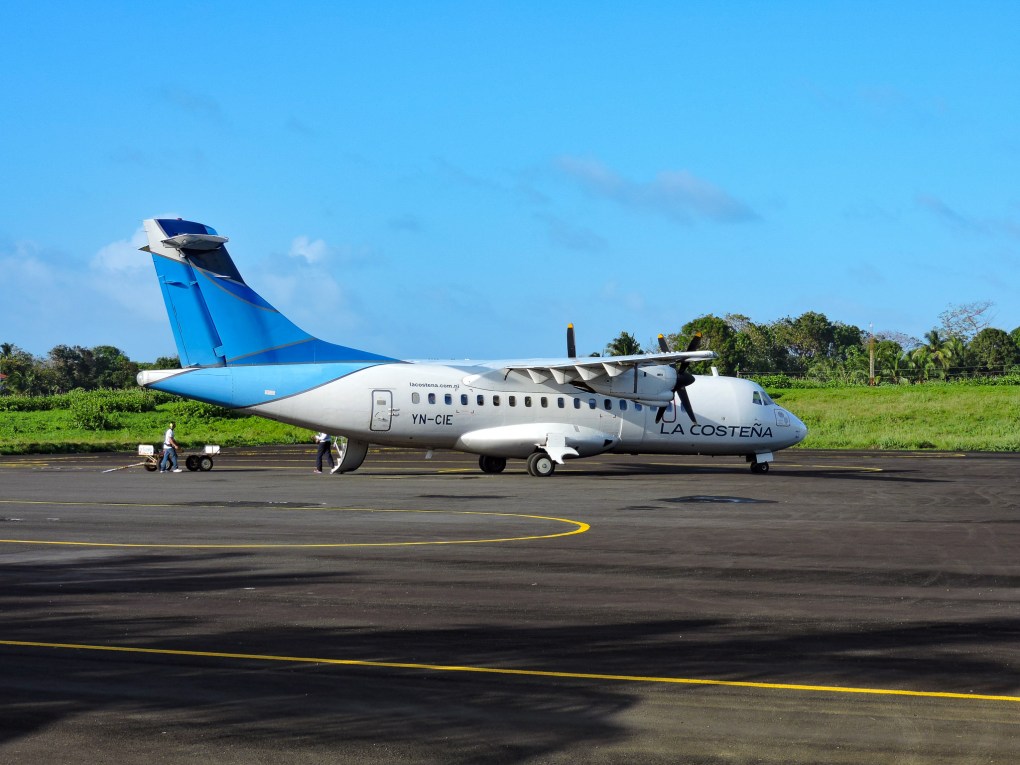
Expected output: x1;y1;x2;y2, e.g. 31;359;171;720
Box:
478;455;507;474
478;453;554;476
750;461;769;474
526;452;556;477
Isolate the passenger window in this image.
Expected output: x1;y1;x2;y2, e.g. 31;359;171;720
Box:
477;395;485;406
557;397;565;408
525;396;532;407
588;398;596;409
620;400;628;411
634;402;642;411
540;397;548;408
573;398;581;409
412;392;420;404
752;391;762;405
604;399;612;410
428;393;436;404
493;395;501;406
460;394;468;406
509;395;517;407
445;394;452;405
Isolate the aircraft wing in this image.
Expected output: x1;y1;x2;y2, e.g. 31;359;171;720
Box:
500;350;717;385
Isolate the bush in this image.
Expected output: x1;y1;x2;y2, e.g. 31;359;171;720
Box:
0;395;57;412
749;374;792;389
164;399;236;420
89;388;161;413
68;390;113;430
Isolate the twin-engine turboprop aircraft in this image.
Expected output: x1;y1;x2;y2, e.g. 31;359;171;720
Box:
137;218;807;476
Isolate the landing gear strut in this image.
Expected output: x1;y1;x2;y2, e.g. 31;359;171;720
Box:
526;452;556;477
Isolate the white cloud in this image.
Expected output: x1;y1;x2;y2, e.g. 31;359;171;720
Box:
536;212;607;252
557;156;757;224
91;225;149;274
287;235;331;264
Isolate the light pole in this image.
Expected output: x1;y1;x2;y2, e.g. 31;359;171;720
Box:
869;322;876;386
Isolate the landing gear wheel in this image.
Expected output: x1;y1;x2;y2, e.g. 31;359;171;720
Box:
198;456;214;472
144;462;158;472
478;455;507;474
185;455;200;471
526;452;556;477
750;461;769;474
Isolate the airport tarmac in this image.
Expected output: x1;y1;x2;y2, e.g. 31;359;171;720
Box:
1;446;1017;764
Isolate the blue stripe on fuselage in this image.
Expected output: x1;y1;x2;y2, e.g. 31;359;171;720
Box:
145;362;388;408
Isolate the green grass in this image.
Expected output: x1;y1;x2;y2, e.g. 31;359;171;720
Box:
771;385;1020;451
1;384;1018;454
0;405;310;455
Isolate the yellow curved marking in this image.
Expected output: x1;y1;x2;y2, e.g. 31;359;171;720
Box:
0;503;589;549
1;639;1016;704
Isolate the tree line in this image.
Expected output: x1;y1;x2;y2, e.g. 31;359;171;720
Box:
603;302;1020;384
3;302;1019;395
0;343;178;396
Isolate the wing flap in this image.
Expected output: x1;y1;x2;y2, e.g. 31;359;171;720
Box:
502;350;716;383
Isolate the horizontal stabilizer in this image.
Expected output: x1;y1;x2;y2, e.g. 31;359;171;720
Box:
162;233;229;250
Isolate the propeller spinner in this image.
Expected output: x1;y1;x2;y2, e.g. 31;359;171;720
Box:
655;332;702;424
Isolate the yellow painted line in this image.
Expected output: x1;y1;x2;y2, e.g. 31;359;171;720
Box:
776;463;884;472
0;505;589;549
1;639;1016;704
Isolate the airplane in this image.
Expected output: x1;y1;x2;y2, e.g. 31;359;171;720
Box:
136;217;808;476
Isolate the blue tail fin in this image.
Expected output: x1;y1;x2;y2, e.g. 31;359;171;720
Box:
143;218;397;367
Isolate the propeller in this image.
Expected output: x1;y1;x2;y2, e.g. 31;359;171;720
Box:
655;332;702;424
566;324;576;358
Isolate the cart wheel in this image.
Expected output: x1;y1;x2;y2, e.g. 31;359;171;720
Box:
144;461;158;472
198;456;214;472
185;455;199;471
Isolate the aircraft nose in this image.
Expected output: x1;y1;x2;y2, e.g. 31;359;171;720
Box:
789;410;808;444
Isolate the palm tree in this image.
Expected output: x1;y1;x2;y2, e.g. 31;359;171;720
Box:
922;330;954;379
604;332;643;357
908;346;936;382
943;336;968;378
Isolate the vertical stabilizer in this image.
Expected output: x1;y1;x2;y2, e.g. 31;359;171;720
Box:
143;218;398;367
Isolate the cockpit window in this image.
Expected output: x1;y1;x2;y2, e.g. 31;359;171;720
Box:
752;391;763;405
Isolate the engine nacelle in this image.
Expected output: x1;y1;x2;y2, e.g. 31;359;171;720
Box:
586;364;677;405
456;423;618;459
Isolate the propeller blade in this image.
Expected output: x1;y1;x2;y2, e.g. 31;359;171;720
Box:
677;386;697;424
655;331;702;423
567;324;576;358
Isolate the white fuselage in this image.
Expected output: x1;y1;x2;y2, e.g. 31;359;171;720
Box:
245;360;807;460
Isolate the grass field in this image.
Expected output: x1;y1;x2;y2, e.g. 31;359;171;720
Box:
773;385;1020;451
0;384;1018;454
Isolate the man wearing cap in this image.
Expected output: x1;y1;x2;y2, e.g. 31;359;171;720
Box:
160;421;183;473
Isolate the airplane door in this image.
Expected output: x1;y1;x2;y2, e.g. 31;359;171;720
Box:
370;389;393;431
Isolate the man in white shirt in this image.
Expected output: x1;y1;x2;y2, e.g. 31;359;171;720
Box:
313;432;334;474
160;421;183;473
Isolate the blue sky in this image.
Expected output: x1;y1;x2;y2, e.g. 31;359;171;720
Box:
2;2;1018;362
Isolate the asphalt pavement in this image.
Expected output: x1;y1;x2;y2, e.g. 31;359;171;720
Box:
1;446;1017;763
